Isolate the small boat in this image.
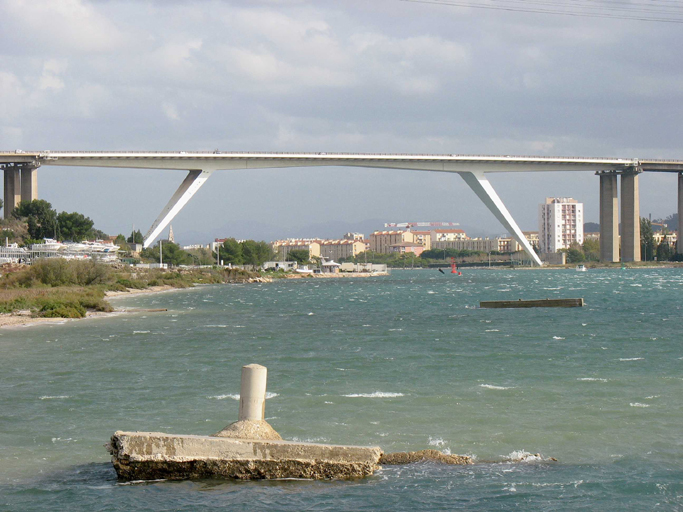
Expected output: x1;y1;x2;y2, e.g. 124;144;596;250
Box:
575;264;587;272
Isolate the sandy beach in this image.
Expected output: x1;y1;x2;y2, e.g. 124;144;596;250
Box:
0;285;184;330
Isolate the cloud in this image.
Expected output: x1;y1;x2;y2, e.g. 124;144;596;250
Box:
0;0;128;55
1;0;683;242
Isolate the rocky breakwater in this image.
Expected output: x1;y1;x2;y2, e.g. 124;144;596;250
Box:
107;364;382;481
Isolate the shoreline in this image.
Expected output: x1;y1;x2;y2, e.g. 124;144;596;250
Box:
0;285;187;330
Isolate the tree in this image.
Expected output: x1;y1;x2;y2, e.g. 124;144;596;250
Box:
254;241;274;264
114;234;130;251
127;230;143;244
286;249;309;264
56;211;94;242
141;241;192;266
218;238;243;265
656;240;673;261
565;242;585;263
241;240;259;266
640;218;655;261
12;199;58;240
582;238;600;261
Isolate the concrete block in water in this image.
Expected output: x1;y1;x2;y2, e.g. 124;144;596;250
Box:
108;431;382;481
480;298;584;308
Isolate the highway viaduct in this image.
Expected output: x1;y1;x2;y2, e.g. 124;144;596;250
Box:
1;151;682;266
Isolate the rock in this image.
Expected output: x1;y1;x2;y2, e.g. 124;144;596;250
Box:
380;449;473;465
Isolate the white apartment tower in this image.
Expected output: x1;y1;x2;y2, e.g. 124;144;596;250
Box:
539;197;584;253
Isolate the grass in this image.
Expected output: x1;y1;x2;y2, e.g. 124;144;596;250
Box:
0;259;262;318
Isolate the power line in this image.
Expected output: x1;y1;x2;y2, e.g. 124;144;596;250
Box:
400;0;683;23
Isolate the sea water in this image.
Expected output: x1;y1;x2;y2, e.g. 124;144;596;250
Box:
0;269;681;511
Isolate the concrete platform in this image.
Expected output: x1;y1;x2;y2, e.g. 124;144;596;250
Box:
480;298;584;308
108;431;382;481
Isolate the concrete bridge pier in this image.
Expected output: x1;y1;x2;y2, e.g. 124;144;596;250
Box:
3;164;38;219
599;172;619;262
621;170;641;262
679;172;683;254
3;167;21;219
21;166;38;204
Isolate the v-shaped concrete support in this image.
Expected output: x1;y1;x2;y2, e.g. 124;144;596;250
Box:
460;171;542;266
143;169;214;248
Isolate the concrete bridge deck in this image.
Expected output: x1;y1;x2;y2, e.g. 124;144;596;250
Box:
2;151;682;265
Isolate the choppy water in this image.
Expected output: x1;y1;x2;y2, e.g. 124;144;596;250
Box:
1;269;682;511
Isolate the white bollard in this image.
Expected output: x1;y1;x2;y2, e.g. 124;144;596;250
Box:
238;364;268;421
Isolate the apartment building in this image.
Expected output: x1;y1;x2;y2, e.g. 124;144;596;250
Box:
432;237;521;253
319;240;366;261
430;228;467;242
409;230;432;250
369;230;414;254
271;239;321;259
389;241;425;256
539;197;584;253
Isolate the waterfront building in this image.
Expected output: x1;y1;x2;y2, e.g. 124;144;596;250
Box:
271;239;321;260
369;230;414;254
497;237;521;253
433;238;498;252
343;232;365;241
389;241;425;256
409;230;432;250
653;231;677;247
319;240;366;261
432;237;520;253
430;228;467;242
523;231;540;251
539;197;584;253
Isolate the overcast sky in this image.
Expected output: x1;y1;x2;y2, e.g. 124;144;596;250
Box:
1;0;682;243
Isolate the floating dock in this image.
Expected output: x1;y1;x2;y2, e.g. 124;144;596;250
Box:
480;298;584;308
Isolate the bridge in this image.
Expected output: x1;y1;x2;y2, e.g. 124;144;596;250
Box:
1;150;682;266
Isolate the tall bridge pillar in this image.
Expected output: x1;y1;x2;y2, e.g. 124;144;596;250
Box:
678;172;683;255
620;170;641;262
599;172;619;262
20;166;38;204
3;167;21;219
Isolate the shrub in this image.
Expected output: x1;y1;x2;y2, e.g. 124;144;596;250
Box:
27;258;110;287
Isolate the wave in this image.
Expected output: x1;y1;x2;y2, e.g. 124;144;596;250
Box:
577;378;608;382
480;384;515;390
619;357;644;361
39;395;70;400
630;402;650;407
505;450;545;462
343;392;404;398
208;392;279;400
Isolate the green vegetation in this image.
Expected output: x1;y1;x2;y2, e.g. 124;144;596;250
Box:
218;238;273;266
0;258;261;319
5;199;106;244
127;230;144;244
141;241;193;266
285;249;309;264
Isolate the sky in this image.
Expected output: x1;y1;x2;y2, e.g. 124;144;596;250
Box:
1;0;682;244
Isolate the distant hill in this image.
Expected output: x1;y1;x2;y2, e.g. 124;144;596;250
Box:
584;222;600;233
